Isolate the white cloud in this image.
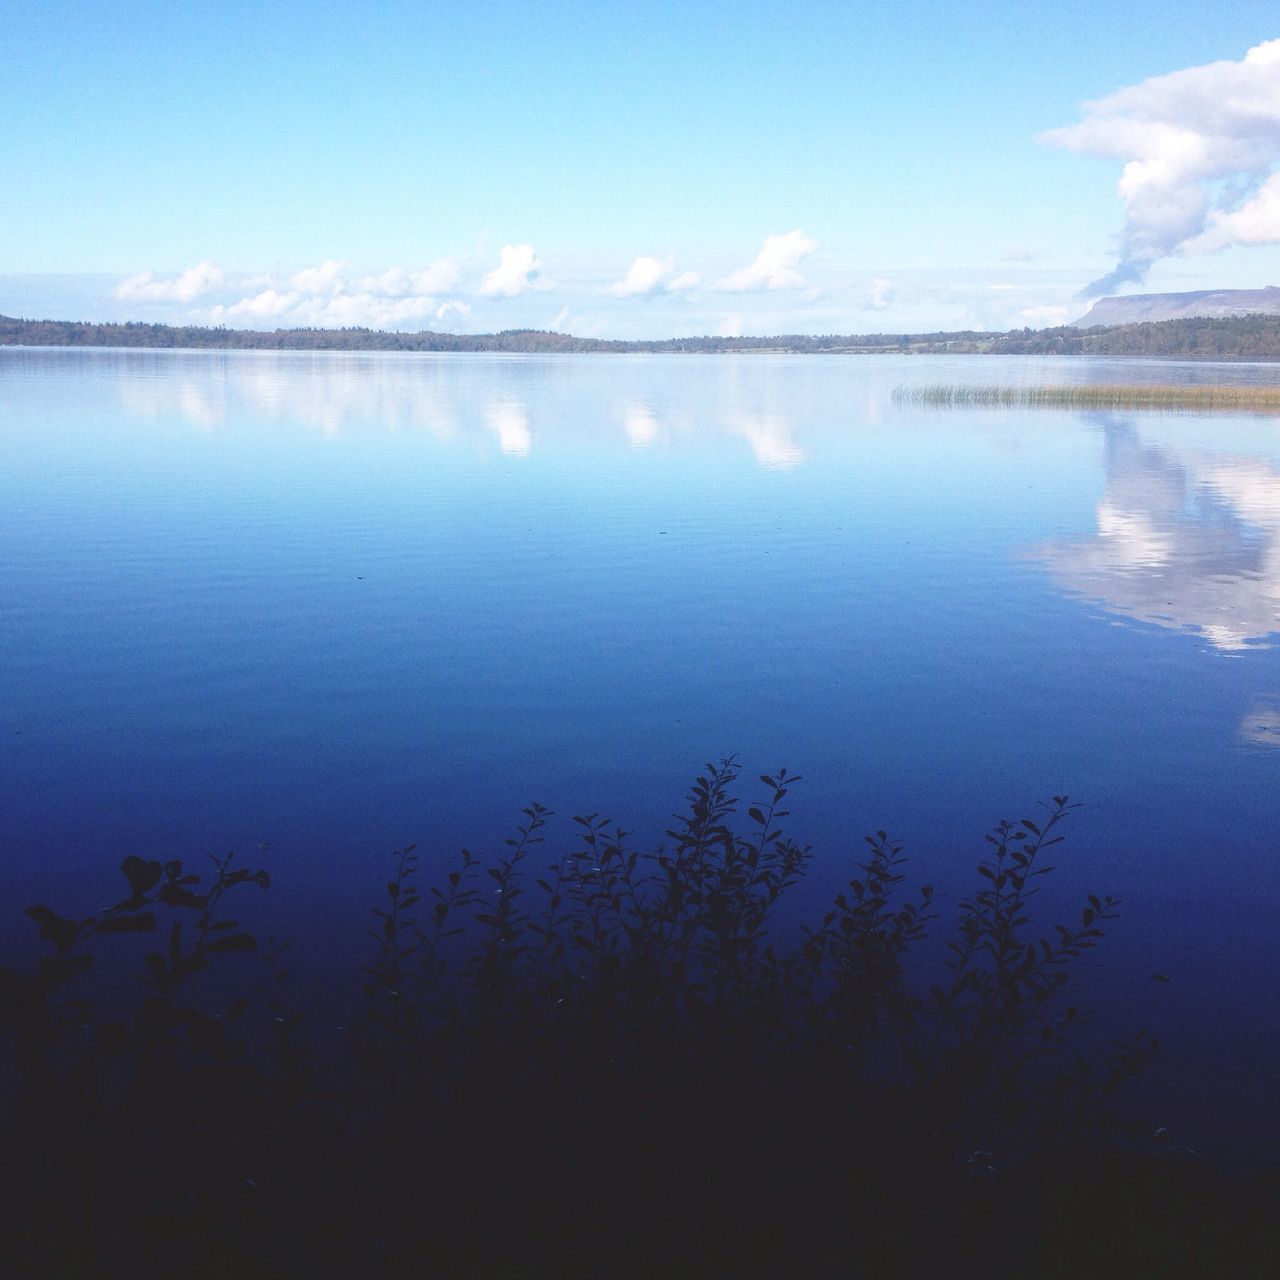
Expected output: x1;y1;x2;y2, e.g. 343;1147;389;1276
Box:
204;257;466;330
549;305;572;331
478;244;540;297
864;278;894;310
362;267;410;296
715;313;744;337
1186;171;1280;250
214;287;441;329
361;259;460;297
222;288;299;319
411;259;461;294
306;294;439;328
1041;39;1280;293
434;300;471;325
287;259;349;295
612;256;670;297
610;257;702;297
116;260;223;303
717;231;820;292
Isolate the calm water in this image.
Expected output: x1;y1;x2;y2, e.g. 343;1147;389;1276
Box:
4;348;1280;1160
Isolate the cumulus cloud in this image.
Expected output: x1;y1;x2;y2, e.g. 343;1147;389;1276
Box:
611;256;671;297
225;288;298;319
218;289;441;329
434;300;471;325
609;256;701;298
288;259;348;295
1187;170;1280;251
864;278;894;311
478;244;540;297
363;260;460;297
204;257;463;330
116;260;224;303
1041;39;1280;294
716;231;820;292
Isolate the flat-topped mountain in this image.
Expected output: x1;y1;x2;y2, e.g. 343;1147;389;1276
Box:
1073;286;1280;327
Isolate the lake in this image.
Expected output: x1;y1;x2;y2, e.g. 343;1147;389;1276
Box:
3;347;1279;1163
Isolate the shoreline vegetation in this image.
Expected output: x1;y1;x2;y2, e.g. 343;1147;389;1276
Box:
10;311;1280;359
3;762;1277;1276
896;383;1280;412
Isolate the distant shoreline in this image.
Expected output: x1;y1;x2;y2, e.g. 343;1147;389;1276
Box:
7;312;1280;359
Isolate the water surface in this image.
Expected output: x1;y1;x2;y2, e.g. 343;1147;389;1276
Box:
3;347;1279;1159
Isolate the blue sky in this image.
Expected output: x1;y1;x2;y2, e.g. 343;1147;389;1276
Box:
4;1;1280;335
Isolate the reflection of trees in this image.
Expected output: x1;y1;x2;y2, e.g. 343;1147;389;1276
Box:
1037;418;1280;650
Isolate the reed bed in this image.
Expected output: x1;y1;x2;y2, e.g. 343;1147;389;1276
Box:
896;383;1280;412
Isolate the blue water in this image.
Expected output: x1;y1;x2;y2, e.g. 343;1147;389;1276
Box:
4;347;1280;1160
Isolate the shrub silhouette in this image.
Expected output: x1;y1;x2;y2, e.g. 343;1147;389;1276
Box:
349;763;1149;1148
8;760;1266;1279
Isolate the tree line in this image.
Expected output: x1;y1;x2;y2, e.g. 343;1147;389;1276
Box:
7;311;1280;358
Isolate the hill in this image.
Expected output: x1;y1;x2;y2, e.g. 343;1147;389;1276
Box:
1072;287;1280;327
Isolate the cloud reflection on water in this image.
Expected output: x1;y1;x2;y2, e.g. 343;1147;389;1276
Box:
485;398;533;457
1239;698;1280;747
727;411;805;470
1037;418;1280;652
103;352;465;442
622;403;660;449
89;352;823;470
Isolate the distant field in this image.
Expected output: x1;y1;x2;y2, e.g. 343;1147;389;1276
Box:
896;383;1280;412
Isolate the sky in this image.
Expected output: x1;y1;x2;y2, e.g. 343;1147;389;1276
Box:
4;1;1280;337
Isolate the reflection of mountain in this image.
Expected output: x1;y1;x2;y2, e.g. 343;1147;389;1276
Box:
1037;419;1280;650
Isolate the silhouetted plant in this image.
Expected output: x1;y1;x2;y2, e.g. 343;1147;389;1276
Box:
1;762;1193;1277
326;760;1148;1157
3;852;271;1091
914;802;1151;1139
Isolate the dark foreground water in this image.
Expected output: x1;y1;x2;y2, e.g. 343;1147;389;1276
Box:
3;347;1279;1163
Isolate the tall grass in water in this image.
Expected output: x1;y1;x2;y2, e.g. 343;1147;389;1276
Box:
896;383;1280;412
2;760;1273;1277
